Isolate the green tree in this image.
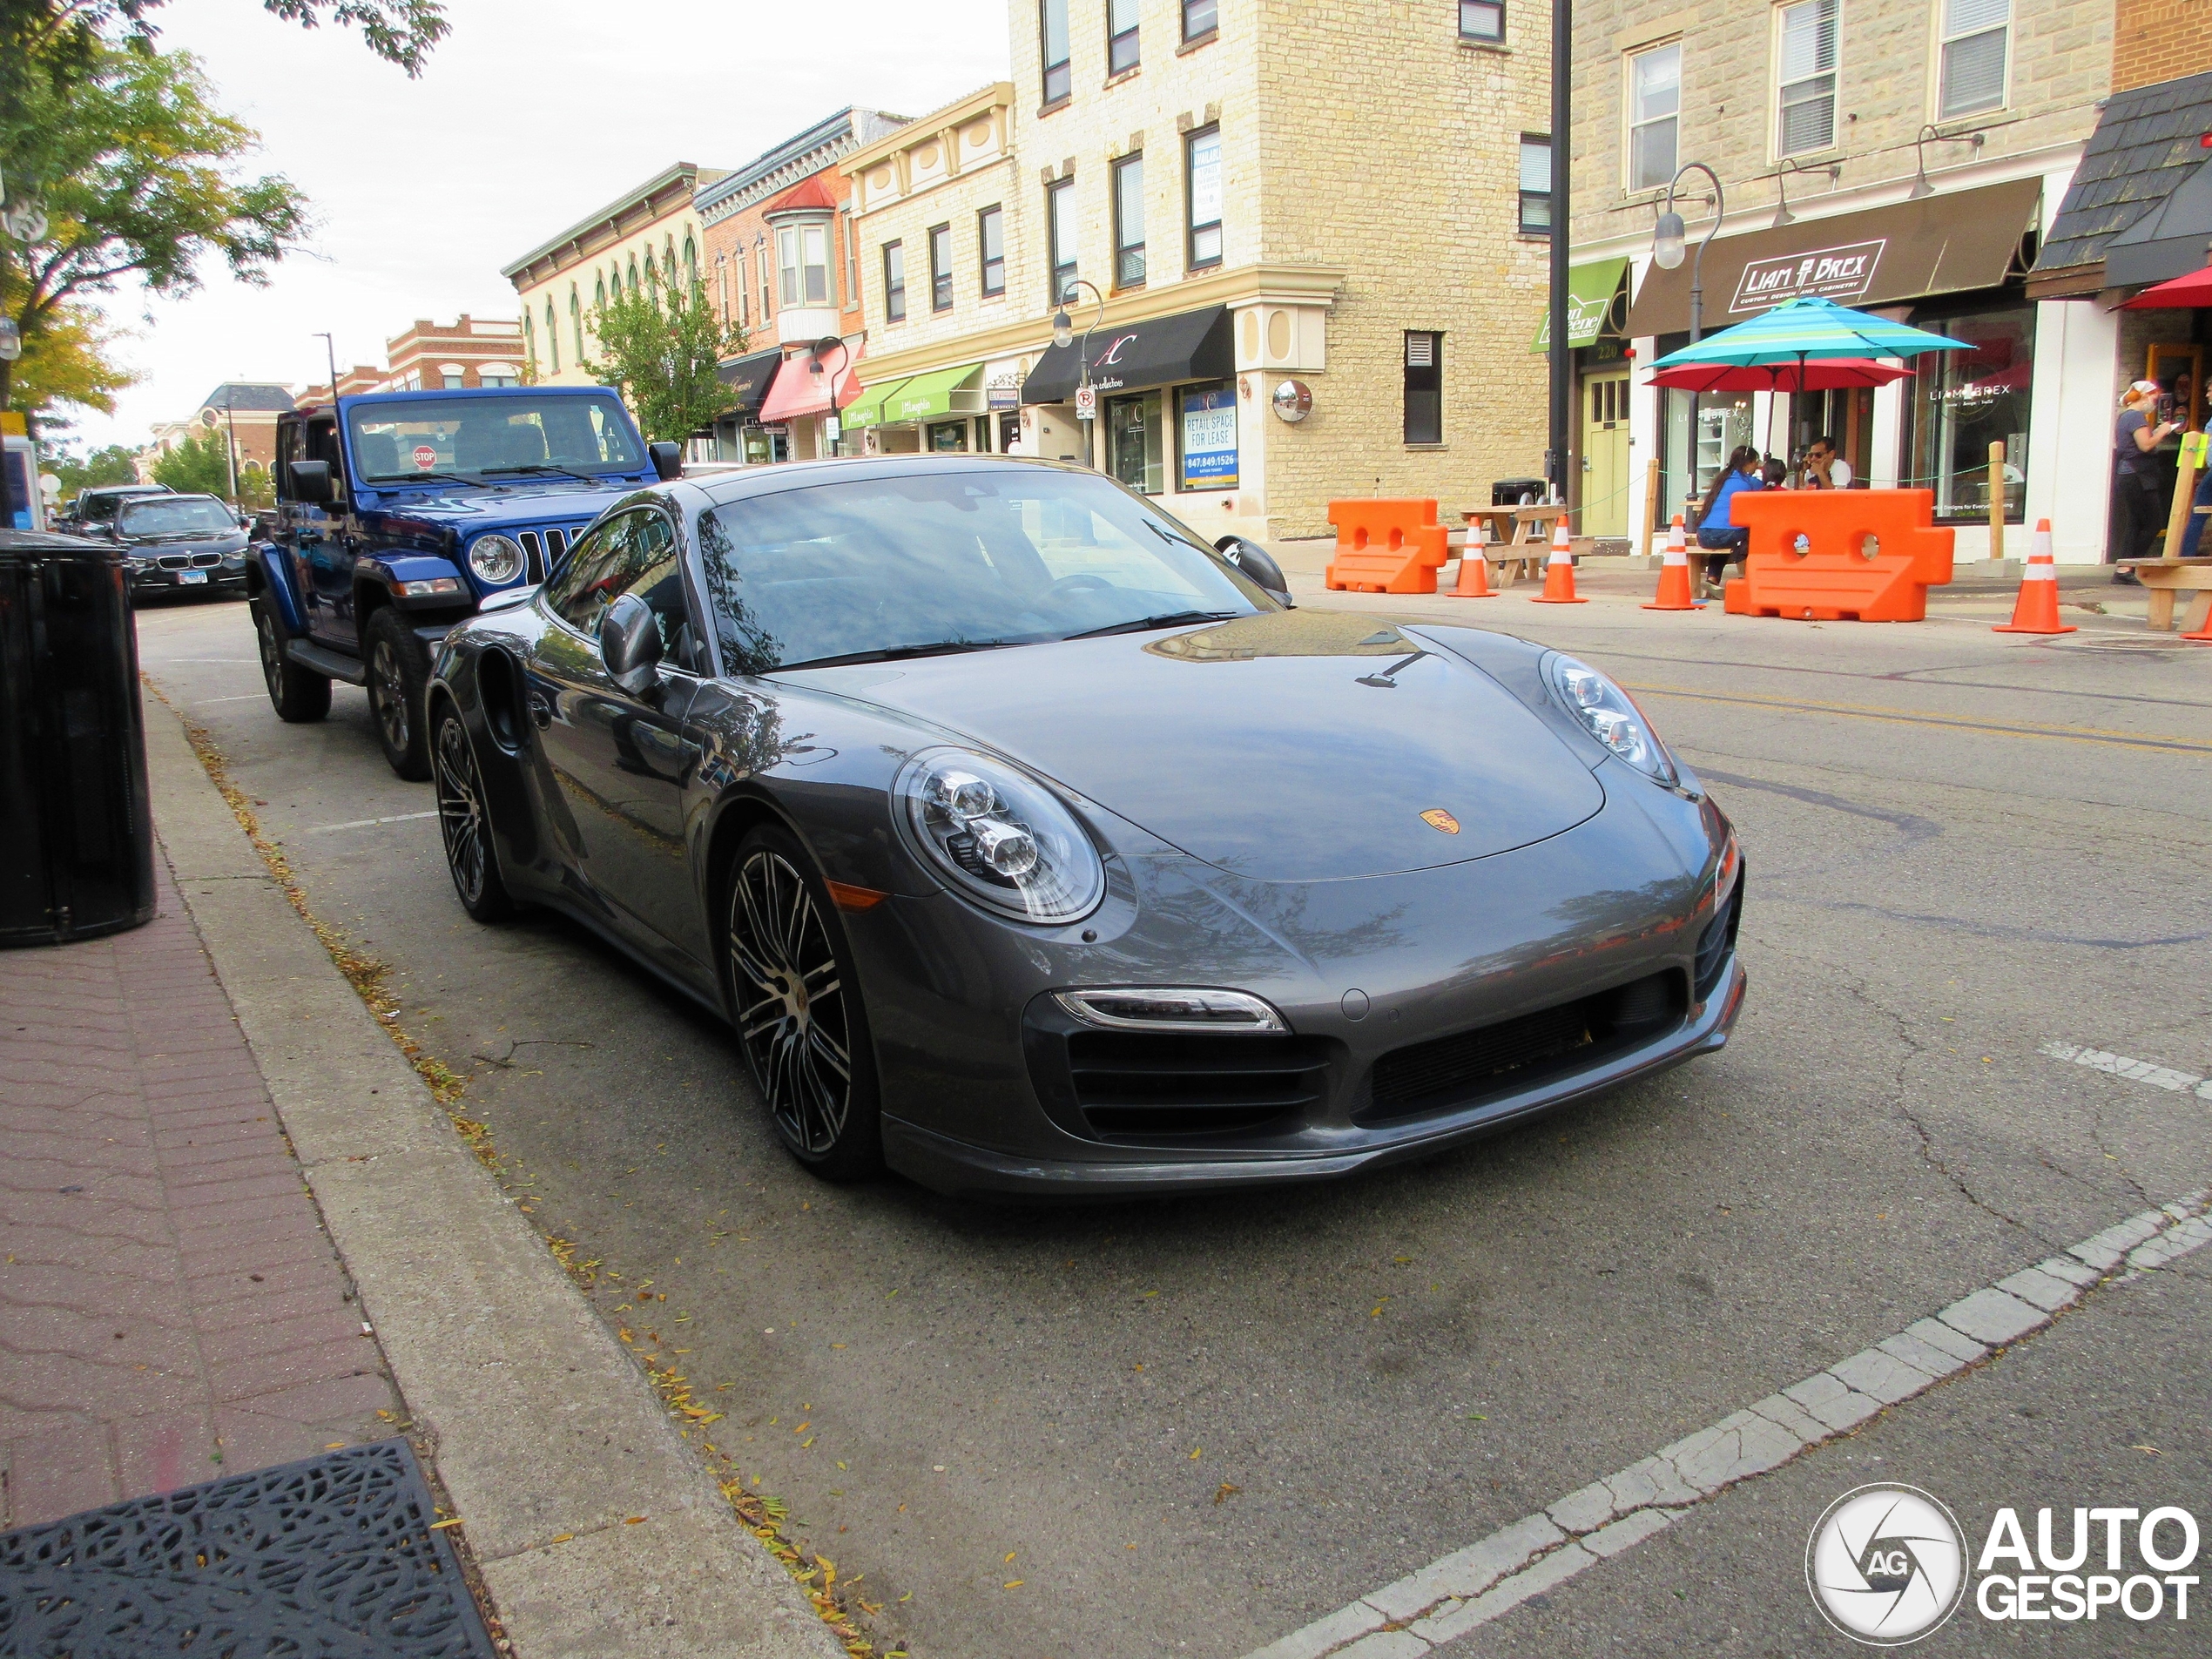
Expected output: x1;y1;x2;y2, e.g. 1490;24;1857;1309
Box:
49;439;138;502
149;428;233;496
0;44;310;426
10;300;136;428
582;285;746;445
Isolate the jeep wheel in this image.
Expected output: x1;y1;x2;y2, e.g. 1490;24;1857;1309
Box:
253;597;331;725
365;609;432;780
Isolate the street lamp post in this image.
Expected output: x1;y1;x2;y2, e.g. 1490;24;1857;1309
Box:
1649;162;1726;345
806;334;850;455
1049;280;1108;467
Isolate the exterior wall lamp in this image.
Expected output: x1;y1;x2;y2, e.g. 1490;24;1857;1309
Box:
1908;125;1986;199
1651;161;1727;343
1772;157;1841;229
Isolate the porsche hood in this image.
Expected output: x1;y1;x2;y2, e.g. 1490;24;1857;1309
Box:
795;610;1605;882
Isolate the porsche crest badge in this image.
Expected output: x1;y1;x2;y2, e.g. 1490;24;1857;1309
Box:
1420;809;1461;834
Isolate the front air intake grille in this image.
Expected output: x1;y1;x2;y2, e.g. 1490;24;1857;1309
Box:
1695;872;1743;1000
1360;970;1686;1124
516;526;579;583
1035;1028;1331;1140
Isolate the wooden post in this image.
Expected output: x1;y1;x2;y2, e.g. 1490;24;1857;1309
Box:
2163;431;2203;558
1643;455;1662;561
1986;441;2006;563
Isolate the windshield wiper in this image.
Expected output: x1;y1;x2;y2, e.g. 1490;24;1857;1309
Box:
1062;610;1242;640
366;469;482;488
480;463;601;484
775;639;1038;671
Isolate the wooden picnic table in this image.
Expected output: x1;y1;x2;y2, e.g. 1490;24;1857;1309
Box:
1456;506;1566;588
2116;556;2212;632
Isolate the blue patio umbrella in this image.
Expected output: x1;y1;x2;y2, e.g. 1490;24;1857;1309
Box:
1649;294;1972;368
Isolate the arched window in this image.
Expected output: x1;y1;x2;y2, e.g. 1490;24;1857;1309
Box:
544;299;559;373
627;253;640;292
683;233;698;293
644;258;659;304
523;313;537;377
570;286;583;359
596;274;607;312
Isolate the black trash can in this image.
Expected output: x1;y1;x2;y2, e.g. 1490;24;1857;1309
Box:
1493;478;1548;507
0;530;157;946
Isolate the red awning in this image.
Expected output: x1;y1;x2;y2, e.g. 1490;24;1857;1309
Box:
759;347;865;423
1646;358;1912;392
2121;262;2212;309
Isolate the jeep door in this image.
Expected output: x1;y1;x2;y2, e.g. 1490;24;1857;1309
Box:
275;414;360;647
525;506;714;988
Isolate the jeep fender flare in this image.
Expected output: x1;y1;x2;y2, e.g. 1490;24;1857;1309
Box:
248;545;307;635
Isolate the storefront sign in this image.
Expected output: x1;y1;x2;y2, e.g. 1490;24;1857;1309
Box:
1179;385;1239;490
1731;239;1886;314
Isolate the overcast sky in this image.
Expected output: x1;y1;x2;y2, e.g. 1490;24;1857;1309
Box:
70;0;1011;452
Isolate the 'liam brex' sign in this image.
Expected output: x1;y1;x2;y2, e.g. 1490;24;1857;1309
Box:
1731;239;1886;313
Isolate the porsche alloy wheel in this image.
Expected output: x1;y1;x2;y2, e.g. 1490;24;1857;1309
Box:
433;708;515;922
726;828;880;1179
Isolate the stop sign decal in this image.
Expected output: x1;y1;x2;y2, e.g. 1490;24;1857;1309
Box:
413;445;438;469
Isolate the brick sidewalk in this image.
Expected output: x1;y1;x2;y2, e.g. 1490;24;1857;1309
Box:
0;850;400;1531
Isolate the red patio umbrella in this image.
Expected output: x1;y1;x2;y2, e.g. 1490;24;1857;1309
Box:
1644;358;1915;392
2121;263;2212;308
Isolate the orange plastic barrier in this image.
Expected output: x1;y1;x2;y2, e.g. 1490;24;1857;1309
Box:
1724;489;1954;623
1325;499;1449;595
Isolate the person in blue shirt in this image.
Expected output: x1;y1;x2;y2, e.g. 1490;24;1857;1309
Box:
1694;445;1763;596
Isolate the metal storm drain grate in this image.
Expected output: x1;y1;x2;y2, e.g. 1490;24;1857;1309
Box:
0;1439;497;1658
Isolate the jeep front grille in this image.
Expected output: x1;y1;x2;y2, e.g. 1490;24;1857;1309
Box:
516;526;581;583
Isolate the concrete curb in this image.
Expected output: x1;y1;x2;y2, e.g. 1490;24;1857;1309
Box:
142;698;841;1659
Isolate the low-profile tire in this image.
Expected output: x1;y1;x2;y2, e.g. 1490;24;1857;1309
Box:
365;607;432;780
432;704;518;923
252;596;332;724
725;825;882;1182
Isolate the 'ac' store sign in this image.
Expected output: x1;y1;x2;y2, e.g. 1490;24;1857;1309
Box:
1732;239;1887;314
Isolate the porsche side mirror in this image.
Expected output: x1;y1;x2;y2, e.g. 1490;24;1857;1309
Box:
648;442;682;482
289;460;334;504
599;592;664;695
1217;535;1293;609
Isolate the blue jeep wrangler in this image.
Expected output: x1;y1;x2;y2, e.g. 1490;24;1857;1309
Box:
249;386;678;778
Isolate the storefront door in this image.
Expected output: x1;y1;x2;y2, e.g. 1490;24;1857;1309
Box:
1106;391;1163;494
1581;371;1631;536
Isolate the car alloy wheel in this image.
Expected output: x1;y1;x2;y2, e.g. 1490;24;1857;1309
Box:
370;637;410;756
435;715;488;901
255;603;284;698
728;846;857;1160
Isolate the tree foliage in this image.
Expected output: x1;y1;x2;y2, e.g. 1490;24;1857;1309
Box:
149;428;232;495
2;0;448;92
49;440;139;501
582;286;746;445
9;301;136;424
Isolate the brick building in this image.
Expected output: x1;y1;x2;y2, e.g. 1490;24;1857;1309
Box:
143;383;294;482
380;315;526;391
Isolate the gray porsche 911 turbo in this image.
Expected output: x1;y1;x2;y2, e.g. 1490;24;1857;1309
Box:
426;455;1743;1197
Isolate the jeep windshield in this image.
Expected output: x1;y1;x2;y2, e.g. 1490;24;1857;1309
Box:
347;395;644;483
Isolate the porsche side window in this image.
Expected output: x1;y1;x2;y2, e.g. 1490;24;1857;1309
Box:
547;513;639;635
547;509;702;671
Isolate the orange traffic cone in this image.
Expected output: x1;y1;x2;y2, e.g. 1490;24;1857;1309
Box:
1992;520;2076;635
1642;516;1701;610
1530;520;1587;604
1448;523;1499;597
2185;610;2212;644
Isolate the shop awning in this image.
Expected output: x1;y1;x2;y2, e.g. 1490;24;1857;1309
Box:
842;376;913;431
1530;257;1630;353
1626;179;2041;339
2103;156;2212;287
2031;70;2212;297
882;363;984;424
1021;305;1233;403
759;347;864;424
716;347;785;421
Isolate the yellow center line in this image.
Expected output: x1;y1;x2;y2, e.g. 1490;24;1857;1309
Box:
1622;682;2212;756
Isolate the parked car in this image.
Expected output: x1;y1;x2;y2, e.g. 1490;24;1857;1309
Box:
249;386;679;779
426;456;1746;1197
58;482;172;535
111;493;250;600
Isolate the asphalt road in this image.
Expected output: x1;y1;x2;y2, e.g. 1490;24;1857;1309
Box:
134;576;2212;1659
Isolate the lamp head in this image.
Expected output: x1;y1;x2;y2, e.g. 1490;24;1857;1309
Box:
1652;210;1687;271
1052;306;1073;348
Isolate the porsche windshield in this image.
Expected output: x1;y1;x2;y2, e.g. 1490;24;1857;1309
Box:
692;469;1276;674
347;395;644;482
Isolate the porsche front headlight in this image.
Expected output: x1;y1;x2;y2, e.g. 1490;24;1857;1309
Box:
468;534;525;585
1549;655;1677;786
895;748;1104;925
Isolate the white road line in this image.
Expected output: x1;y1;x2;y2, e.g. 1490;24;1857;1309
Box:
145;658;257;664
303;811;440;834
2040;1040;2212;1100
1243;1191;2212;1659
196;694;268;704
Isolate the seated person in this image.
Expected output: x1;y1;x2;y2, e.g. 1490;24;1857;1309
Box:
1798;435;1854;489
1694;445;1762;594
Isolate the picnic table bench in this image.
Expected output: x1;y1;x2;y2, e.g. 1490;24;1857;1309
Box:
1453;506;1576;589
2116;556;2212;632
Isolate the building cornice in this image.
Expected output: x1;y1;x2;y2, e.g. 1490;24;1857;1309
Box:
502;163;725;286
699;137;856;226
843;84;1015;181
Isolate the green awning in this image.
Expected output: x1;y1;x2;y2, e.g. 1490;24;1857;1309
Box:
882;363;983;424
843;375;914;431
1530;257;1630;353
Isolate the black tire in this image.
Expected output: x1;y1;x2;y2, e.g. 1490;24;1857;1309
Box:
724;825;882;1181
253;597;332;724
432;704;517;923
365;607;432;780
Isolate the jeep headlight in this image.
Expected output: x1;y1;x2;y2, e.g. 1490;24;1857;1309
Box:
1549;655;1678;786
894;748;1104;925
468;534;525;585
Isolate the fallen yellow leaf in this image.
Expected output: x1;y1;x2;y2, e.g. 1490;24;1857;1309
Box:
1004;1551;1016;1563
430;1518;464;1531
1003;1579;1024;1590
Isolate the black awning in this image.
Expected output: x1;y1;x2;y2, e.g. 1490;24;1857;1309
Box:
717;347;786;420
1020;304;1233;404
2104;156;2212;287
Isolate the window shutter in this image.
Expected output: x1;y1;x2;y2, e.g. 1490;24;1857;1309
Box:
1406;334;1436;369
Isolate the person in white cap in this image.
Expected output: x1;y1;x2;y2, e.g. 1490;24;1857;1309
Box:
2112;380;2180;582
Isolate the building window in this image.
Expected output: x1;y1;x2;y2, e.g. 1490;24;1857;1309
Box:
758;241;772;319
1519;135;1552;234
979;206;1005;295
1905;302;2033;522
1939;0;2008;118
544;300;559;374
570;288;583;359
523;313;536;376
1113;153;1146;289
1109;0;1140;75
1106;390;1163;495
1460;0;1504;42
735;250;748;325
1041;0;1071;105
1628;43;1682;192
595;275;607;313
1404;332;1442;445
1049;178;1078;300
645;258;659;303
683;233;698;292
884;240;907;323
1777;0;1839;155
779;224;830;306
930;223;954;312
1183;0;1217;41
1186;125;1223;270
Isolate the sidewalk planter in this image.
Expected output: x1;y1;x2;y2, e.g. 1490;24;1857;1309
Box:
0;530;157;946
